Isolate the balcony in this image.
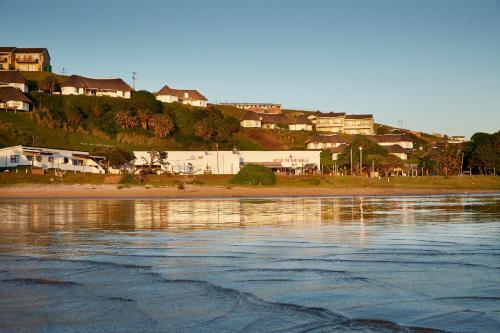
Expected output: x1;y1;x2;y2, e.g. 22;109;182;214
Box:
0;57;7;63
16;57;39;64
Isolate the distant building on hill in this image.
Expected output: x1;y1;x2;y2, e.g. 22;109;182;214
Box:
155;85;208;107
0;71;28;92
0;47;51;72
239;111;288;129
61;75;133;98
306;134;348;150
448;136;466;143
0;87;31;111
220;103;282;114
288;115;313;131
366;134;414;150
307;112;375;135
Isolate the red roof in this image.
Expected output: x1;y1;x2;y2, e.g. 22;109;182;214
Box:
156;84;207;101
0;71;26;84
0;87;31;103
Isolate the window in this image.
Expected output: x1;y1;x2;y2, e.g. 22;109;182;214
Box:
48;157;54;163
72;159;83;166
63;157;69;164
10;155;19;164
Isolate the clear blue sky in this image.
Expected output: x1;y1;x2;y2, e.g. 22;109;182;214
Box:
1;0;499;136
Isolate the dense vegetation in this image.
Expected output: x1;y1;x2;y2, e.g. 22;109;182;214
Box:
230;164;277;185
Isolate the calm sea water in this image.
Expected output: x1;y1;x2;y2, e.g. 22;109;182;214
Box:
0;195;499;333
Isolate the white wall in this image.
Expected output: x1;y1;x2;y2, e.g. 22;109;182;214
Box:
239;151;321;169
378;141;413;149
0;100;29;111
134;151;241;175
156;95;178;103
61;87;131;99
289;124;312;131
240;120;261;128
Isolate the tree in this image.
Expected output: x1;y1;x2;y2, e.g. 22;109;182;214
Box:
114;111;138;129
467;131;500;174
136;110;154;129
137;150;169;183
151;114;175;138
434;141;461;176
91;146;135;171
337;135;395;174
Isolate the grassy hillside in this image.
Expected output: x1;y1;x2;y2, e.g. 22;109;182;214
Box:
0;93;313;152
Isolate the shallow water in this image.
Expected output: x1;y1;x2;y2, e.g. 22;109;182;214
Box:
0;195;499;332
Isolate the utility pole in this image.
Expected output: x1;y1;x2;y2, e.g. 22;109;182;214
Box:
350;148;353;175
62;67;66;76
397;120;403;130
216;143;219;174
131;72;137;90
359;146;363;175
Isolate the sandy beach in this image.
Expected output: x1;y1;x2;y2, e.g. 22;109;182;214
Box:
0;184;499;199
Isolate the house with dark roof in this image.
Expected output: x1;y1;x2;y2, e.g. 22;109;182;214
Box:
383;144;408;160
155;84;208;107
0;87;31;111
366;134;414;149
306;134;348;150
61;75;133;98
0;71;28;92
289;115;313;131
0;47;51;72
239;111;288;129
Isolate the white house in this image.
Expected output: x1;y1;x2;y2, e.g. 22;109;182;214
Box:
288;115;313;131
0;71;28;92
306;134;348;150
61;75;133;98
239;111;288;129
367;135;414;150
0;145;105;173
155;85;208;107
0;87;31;111
383;145;408;160
240;111;262;128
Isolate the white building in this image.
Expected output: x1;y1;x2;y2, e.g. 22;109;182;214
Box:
383;145;408;160
0;71;28;92
0;145;105;173
306;134;348;150
0;87;31;111
239;111;288;129
367;135;414;150
133;150;321;175
61;75;133;98
288;115;313;131
155;85;208;107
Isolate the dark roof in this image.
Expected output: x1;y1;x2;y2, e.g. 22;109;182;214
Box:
62;75;133;92
13;48;48;54
345;114;373;119
220;102;281;107
0;71;26;84
0;87;31;103
240;111;288;123
240;111;262;121
367;134;412;143
330;144;348;153
260;113;288;124
314;111;346;117
306;134;348;144
156;84;207;101
288;115;312;125
384;144;407;154
0;47;16;53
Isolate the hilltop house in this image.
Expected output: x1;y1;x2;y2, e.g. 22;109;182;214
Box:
343;114;374;135
307;112;375;135
0;87;31;111
0;47;51;72
0;71;28;92
155;85;208;107
306;134;348;150
61;75;133;98
288;115;313;131
239;111;288;129
220;103;282;114
0;145;105;173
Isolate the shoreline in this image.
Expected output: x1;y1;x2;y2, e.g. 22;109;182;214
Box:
1;184;499;199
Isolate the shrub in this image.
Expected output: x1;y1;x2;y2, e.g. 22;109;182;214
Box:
230;164;276;186
119;173;134;185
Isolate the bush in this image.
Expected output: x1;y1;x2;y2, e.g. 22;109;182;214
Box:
119;173;134;185
230;164;276;186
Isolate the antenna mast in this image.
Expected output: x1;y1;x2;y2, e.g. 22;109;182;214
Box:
131;72;137;90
